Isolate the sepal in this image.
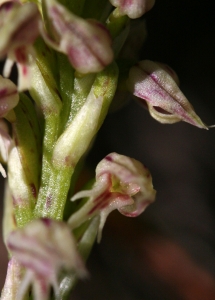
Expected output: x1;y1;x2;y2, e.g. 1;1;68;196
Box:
127;60;208;129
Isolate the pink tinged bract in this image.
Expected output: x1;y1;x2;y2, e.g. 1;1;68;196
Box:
0;1;40;90
69;152;156;242
7;219;87;300
109;0;155;19
127;60;208;129
42;0;113;74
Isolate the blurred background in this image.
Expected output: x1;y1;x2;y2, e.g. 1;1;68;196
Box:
1;0;215;299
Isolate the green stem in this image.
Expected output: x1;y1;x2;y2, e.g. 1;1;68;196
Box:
34;166;73;219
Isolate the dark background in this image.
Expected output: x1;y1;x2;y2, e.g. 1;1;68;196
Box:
1;0;215;299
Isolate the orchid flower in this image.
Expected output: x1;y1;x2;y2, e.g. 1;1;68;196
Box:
127;60;208;129
41;0;113;74
7;218;87;300
109;0;155;19
68;152;156;242
0;1;40;90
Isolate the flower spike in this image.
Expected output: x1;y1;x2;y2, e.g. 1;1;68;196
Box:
42;0;113;74
68;152;156;242
109;0;155;19
7;219;87;300
127;60;208;129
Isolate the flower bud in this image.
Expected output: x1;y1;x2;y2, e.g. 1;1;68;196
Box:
109;0;155;19
68;152;155;242
42;0;113;74
127;60;207;129
7;219;87;300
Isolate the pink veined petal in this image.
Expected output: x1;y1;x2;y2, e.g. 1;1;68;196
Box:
127;60;208;129
43;0;113;73
7;219;87;299
69;152;156;241
0;2;40;57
